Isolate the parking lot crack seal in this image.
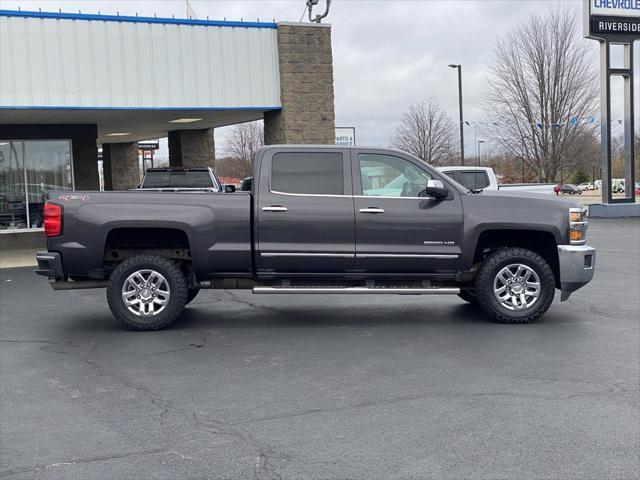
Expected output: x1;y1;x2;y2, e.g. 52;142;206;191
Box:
255;452;283;480
502;373;625;395
224;290;280;312
80;355;188;424
138;346;195;357
190;413;288;480
221;388;627;427
0;447;168;478
0;339;56;344
70;348;287;479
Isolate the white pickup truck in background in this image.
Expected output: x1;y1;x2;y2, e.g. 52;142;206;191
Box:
131;167;237;193
437;166;557;195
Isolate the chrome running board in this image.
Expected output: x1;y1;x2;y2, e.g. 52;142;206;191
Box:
252;287;460;295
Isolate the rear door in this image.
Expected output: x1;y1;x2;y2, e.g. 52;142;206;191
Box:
352;150;464;274
256;148;355;274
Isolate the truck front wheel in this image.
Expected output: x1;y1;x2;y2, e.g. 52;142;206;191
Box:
106;254;188;331
475;247;555;324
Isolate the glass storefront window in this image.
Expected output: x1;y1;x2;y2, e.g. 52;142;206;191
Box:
0;141;27;230
0;140;73;231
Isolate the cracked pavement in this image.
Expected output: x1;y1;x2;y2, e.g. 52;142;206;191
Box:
0;218;638;479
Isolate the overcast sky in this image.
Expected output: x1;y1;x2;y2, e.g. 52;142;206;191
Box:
3;0;636;159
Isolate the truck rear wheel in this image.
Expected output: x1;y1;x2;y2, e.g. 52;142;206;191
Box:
106;254;188;331
475;247;555;324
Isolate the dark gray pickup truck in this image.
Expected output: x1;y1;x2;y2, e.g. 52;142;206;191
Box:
36;145;595;330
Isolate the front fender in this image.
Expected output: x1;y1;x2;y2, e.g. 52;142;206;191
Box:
459;194;569;269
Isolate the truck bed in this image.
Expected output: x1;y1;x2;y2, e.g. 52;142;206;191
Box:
46;190;252;278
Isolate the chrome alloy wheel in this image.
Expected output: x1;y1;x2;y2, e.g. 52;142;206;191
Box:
493;263;541;311
121;269;170;317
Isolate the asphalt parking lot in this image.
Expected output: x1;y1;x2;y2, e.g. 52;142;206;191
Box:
1;218;638;480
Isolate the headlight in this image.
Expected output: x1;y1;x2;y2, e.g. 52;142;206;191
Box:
569;207;588;244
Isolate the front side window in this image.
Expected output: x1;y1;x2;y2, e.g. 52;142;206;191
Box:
359;154;431;197
271;152;344;195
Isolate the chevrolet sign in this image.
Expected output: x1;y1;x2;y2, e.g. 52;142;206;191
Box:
584;0;640;39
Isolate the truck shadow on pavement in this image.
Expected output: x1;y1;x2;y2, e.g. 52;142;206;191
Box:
57;297;561;336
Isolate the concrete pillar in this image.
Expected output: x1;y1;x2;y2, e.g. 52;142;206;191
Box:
102;142;140;191
168;128;215;168
264;22;335;145
71;137;99;190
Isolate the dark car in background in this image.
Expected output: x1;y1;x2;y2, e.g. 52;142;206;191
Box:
560;184;582;195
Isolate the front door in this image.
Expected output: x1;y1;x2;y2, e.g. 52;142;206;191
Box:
256;148;355;275
352;150;463;274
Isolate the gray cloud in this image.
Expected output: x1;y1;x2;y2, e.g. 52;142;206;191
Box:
4;0;623;156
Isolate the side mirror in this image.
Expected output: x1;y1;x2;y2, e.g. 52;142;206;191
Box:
224;185;236;193
425;179;449;199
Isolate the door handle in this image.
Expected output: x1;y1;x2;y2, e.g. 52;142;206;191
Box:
262;206;288;212
359;207;385;214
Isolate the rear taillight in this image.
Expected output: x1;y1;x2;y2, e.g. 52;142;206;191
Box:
44;203;62;237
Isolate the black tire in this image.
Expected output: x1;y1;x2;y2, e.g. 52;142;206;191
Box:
186;288;200;305
475;247;555;324
107;254;187;331
458;289;478;304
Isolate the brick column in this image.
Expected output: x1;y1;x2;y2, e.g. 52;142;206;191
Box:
71;137;99;190
102;142;140;190
168;128;215;168
264;22;335;145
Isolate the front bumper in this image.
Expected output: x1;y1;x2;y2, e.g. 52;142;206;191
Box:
35;251;65;280
557;245;596;301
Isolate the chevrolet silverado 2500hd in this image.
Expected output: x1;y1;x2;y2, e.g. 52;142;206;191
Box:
36;145;596;330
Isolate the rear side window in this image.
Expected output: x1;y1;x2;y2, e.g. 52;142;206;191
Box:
452;171;490;190
271;152;344;195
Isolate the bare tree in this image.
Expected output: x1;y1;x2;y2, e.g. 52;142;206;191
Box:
391;98;456;166
223;121;264;178
485;8;598;182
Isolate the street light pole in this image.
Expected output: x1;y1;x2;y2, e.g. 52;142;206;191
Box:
448;64;465;166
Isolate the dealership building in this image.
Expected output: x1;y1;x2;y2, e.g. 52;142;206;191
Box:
0;9;335;247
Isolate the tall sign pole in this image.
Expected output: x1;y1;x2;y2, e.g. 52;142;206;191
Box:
583;0;638;210
448;64;465;166
457;66;465;166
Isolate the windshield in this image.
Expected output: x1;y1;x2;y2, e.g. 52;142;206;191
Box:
142;171;216;189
